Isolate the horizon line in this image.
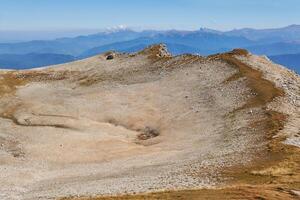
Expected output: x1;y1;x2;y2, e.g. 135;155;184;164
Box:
1;24;300;33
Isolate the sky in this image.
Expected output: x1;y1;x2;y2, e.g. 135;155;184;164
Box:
0;0;300;31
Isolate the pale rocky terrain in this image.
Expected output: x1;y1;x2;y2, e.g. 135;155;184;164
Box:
0;44;299;200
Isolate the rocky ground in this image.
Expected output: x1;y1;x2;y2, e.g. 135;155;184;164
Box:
0;44;299;200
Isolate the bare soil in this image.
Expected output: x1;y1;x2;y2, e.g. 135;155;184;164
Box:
0;45;299;200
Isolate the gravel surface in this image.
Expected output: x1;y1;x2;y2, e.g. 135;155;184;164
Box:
0;45;299;200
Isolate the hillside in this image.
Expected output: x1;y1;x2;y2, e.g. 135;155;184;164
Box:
269;53;300;73
0;53;75;69
0;44;299;200
246;41;300;56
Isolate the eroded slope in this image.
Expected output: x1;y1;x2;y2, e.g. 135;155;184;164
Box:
0;44;299;200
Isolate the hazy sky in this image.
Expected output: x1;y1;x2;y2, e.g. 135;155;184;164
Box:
1;0;300;31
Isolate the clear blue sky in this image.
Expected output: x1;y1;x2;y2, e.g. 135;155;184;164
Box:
1;0;300;31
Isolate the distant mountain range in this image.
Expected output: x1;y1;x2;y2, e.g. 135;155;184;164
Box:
78;32;249;58
0;25;300;73
225;24;300;43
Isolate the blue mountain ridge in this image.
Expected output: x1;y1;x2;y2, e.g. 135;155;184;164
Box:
0;25;300;73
